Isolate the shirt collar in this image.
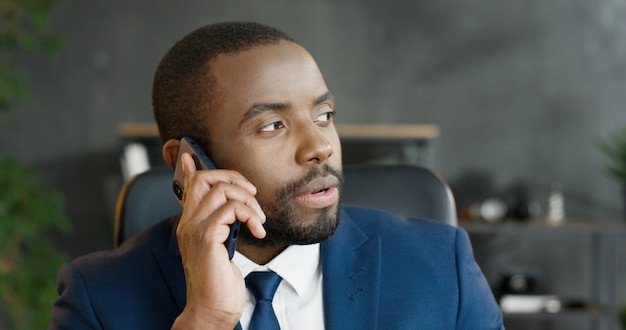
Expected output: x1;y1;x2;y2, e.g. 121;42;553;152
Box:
233;243;320;296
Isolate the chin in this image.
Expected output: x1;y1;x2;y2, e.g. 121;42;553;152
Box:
240;203;341;247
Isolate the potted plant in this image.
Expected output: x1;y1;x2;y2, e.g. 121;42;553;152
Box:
597;125;626;219
0;1;71;329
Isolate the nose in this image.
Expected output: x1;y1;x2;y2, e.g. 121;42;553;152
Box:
295;123;334;165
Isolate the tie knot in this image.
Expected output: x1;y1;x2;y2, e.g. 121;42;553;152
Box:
245;271;282;302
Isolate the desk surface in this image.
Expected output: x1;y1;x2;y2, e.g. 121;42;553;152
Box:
117;123;440;140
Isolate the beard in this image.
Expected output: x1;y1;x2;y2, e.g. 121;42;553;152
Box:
238;164;343;247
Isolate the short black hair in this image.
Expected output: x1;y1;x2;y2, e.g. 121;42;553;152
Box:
152;21;296;145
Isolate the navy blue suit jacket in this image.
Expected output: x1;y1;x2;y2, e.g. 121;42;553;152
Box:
50;206;503;329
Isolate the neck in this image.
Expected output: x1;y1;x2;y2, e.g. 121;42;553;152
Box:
236;241;288;265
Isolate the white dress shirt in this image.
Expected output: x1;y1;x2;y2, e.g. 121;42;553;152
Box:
233;243;324;330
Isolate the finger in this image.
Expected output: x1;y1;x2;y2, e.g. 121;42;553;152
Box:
209;201;266;240
183;169;257;211
183;173;265;222
178;180;266;238
178;200;266;254
191;168;257;196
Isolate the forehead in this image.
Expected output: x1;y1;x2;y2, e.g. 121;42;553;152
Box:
209;40;328;111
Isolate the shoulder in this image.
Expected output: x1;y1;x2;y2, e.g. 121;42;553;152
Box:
340;205;460;242
51;217;181;329
338;206;470;267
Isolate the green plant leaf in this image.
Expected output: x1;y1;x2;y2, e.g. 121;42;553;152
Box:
0;0;66;114
597;126;626;183
29;8;49;31
17;32;40;52
0;154;72;330
0;65;29;112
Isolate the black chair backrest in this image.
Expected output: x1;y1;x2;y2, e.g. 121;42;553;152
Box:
114;165;457;247
341;165;457;226
114;167;181;247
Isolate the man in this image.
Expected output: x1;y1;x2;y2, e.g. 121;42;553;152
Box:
50;22;503;329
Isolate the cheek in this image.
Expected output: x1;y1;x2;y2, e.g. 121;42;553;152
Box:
225;143;292;190
244;163;288;208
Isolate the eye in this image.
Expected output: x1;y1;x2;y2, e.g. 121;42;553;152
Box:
259;121;285;132
314;111;334;123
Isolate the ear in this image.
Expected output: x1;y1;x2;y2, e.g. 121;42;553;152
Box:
162;139;180;170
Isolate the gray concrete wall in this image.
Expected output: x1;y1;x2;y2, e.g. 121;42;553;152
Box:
1;1;625;321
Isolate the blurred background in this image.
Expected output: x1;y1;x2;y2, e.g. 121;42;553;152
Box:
1;1;625;329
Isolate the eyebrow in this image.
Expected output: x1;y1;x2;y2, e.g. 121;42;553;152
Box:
314;91;335;105
239;90;335;126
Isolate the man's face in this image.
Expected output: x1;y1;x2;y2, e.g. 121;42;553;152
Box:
206;40;343;246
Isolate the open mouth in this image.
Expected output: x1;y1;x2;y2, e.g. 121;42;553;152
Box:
294;176;340;209
313;188;329;194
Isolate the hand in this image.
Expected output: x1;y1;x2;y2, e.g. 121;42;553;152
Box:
172;153;266;329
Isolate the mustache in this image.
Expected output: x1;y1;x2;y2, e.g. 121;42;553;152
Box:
277;164;343;201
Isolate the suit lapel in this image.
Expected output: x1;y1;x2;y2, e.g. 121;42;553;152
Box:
321;210;381;330
152;218;187;313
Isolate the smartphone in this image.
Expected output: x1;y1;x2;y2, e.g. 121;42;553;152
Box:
173;136;240;260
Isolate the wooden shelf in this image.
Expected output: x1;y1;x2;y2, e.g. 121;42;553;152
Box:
336;124;439;140
117;123;160;139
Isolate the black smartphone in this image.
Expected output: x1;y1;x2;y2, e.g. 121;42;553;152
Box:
173;136;240;260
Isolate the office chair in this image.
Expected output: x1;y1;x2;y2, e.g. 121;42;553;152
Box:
114;165;457;247
341;165;457;227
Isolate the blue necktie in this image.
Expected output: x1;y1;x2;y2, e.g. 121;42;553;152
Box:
245;271;282;330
